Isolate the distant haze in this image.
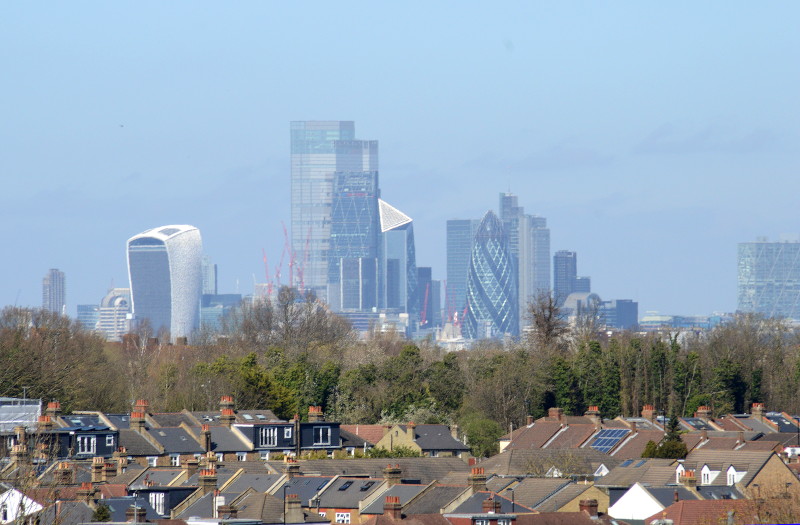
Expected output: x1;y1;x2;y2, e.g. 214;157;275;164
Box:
2;3;799;317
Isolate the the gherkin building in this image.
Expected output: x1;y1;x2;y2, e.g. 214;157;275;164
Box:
463;211;519;339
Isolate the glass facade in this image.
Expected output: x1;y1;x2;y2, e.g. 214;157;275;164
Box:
738;240;800;320
446;219;480;321
463;211;519;339
553;250;578;303
290;121;377;301
379;199;417;315
42;268;66;314
328;171;380;311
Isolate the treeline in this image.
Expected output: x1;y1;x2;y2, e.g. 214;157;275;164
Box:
2;289;800;457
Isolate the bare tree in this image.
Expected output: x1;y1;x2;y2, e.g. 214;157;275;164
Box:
526;291;570;353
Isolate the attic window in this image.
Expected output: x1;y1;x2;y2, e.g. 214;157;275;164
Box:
360;482;375;491
243;414;254;420
339;481;353;491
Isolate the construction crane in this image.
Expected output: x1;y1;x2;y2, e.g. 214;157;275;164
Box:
420;282;431;326
262;248;273;298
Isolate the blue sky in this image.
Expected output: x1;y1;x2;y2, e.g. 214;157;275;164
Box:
2;3;798;316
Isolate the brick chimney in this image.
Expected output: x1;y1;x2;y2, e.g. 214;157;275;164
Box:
46;401;62;420
217;502;238;519
384;496;402;520
548;407;564;422
752;402;765;421
220;395;235;413
285;493;304;523
56;462;74;484
630;421;638;433
695;406;712;420
737;431;744;445
10;444;28;464
679;469;696;488
104;461;118;481
641;404;656;424
125;505;146;522
451;424;460;440
185;457;199;478
91;457;105;484
14;426;27;448
220;408;236;428
76;482;97;505
481;496;501;514
283;458;301;478
407;421;417;439
526;415;534;426
579;499;598;517
201;424;212;452
383;463;402;486
38;415;53;432
584;406;602;428
308;405;325;422
199;468;218;495
130;411;147;433
468;467;487;492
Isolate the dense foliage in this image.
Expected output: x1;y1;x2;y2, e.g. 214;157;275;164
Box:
2;290;799;458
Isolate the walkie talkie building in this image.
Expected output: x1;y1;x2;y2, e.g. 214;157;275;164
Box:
127;225;203;341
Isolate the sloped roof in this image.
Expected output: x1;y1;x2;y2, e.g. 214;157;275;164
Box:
361;484;428;514
497;477;571;508
340;424;387;445
448;491;535;514
224;472;283;494
316;477;383;508
683;449;776;486
644;499;756;525
594;458;676;488
339;427;370;448
378;199;412;232
609;430;666;459
118;428;161;456
403;424;469;451
266;458;471;485
504;421;562;450
544;425;597;449
532;483;594;512
479;448;619;477
148;427;204;454
402;485;466;514
149;411;197;427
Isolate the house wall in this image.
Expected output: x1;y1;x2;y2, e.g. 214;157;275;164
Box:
374;426;422;453
747;454;800;498
558;485;608;513
607;483;663;520
0;489;43;524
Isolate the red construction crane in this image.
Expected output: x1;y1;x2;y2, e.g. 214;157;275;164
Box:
262;248;273;298
420;282;431;326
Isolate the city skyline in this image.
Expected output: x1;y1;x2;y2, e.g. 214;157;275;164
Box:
2;3;799;318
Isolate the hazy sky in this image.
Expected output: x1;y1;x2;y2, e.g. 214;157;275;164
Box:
2;3;799;317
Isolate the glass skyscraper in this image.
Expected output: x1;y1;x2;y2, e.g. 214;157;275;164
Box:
446;219;480;321
290;121;377;301
328;171;381;311
42;268;66;315
127;225;203;341
463;211;518;339
553;250;578;303
738;239;800;320
379;199;417;315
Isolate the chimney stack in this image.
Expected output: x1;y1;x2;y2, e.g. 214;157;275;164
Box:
10;444;28;464
308;406;325;422
285;493;304;523
469;467;487;492
384;496;402;520
38;415;53;432
284;458;301;478
104;461;118;481
14;426;27;448
201;424;212;452
642;404;656;424
737;431;744;445
383;464;402;486
481;496;501;514
56;462;74;485
220;395;235;412
220;408;235;428
407;421;417;439
130;411;147;433
125;505;146;523
701;429;708;442
76;482;97;505
91;457;105;484
548;407;564;422
199;468;218;495
578;499;599;517
46;401;62;420
752;402;765;421
584;406;602;429
526;415;534;426
695;406;712;420
185;457;199;479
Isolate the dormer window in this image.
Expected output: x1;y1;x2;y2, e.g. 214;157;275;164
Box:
77;435;96;455
314;426;331;445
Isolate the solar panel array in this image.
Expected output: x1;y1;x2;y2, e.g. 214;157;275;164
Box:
589;428;630;453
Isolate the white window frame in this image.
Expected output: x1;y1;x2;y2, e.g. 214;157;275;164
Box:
335;512;351;524
313;426;331;446
147;456;158;467
284;427;293;439
216;452;224;461
237;452;247;462
260;451;270;460
170;454;180;466
77;435;96;455
260;427;278;447
149;492;165;515
106;434;115;448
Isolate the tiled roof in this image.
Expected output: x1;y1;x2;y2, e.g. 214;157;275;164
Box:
683;449;775;486
609;430;665;459
594;458;676;488
361;484;428;514
497;477;571;508
118;428;161;456
402;485;466;515
148;427;204;454
411;425;469;452
341;424;387;445
224;472;283;494
316;477;383;508
266;458;471;484
532;483;593;512
544;425;596;449
504;421;562;450
340;427;369;448
149;412;197;427
478;448;619;477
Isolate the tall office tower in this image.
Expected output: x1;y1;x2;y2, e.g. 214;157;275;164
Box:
290;121;377;301
416;267;442;328
42;268;66;314
328;171;381;311
463;211;519;339
97;288;131;341
76;304;100;330
738;238;800;320
127;225;203;341
201;256;218;295
574;276;591;293
379;199;417;315
553;250;578;302
499;193;551;328
446;219;480;321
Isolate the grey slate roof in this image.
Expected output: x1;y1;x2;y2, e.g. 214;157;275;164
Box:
594;458;676;488
533;483;593;512
449;491;535;514
340;428;369;449
129;467;185;489
149;411;197;428
646;487;700;507
361;484;428;514
117;428;161;456
149;427;204;454
37;501;94;525
316;477;383;509
402;485;467;515
497;478;571;509
105;414;131;430
274;475;335;504
206;425;252;452
175;490;237;519
266;458;471;485
478;448;620;477
224;472;283;494
407;425;470;452
101;496;160;521
696;485;745;500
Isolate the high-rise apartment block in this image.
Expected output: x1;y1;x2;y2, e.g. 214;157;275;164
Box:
499;193;550;327
553;250;591;303
42;268;66;315
738;238;800;320
127;225;203;341
290;121;377;301
463;211;519;339
201;256;218;296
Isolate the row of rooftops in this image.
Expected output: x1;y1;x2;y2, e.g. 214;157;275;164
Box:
499;403;800;460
